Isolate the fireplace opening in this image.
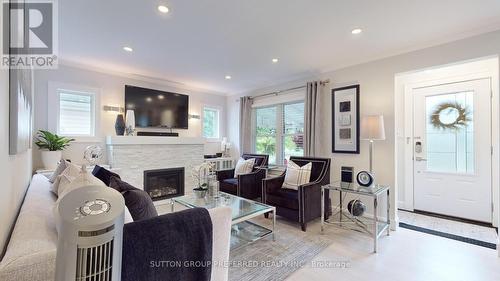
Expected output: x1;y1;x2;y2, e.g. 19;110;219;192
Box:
144;168;185;201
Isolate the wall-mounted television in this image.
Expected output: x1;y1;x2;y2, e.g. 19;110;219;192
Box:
125;85;189;129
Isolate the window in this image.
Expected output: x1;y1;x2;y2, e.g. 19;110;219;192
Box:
48;82;99;138
58;90;95;136
283;103;305;161
425;92;474;173
254;101;304;165
203;106;220;139
255;106;278;164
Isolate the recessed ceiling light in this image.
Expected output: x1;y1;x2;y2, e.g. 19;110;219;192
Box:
158;95;165;99
272;58;279;63
158;5;169;13
351;28;362;35
225;75;232;80
146;97;153;102
123;46;133;52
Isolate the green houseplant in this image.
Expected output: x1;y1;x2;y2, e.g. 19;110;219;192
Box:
35;130;74;169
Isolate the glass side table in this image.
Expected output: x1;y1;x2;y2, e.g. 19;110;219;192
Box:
321;181;390;253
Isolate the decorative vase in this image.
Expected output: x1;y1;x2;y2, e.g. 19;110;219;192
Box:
125;110;136;136
207;175;219;197
193;188;207;199
41;150;62;169
114;114;125;136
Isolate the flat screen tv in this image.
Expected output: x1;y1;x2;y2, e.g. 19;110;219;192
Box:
125;85;189;129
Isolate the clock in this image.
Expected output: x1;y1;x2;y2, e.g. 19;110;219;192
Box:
356;171;374;187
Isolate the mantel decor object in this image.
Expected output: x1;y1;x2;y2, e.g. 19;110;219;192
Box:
114;114;125;135
125;110;136;136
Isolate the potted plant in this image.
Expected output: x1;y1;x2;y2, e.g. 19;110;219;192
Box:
34;130;74;169
191;162;215;198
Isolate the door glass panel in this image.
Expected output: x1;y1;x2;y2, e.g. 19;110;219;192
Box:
255;106;277;164
425;91;474;173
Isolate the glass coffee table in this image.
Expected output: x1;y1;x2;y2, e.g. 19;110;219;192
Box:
171;192;276;250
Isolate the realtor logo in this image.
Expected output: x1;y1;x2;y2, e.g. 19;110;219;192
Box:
2;0;58;69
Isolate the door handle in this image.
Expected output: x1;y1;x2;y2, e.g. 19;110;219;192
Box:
415;157;427;161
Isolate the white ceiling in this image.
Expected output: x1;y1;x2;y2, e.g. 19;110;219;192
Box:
59;0;500;94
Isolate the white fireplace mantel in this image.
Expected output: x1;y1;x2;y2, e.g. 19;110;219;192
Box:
105;135;205;202
106;136;205;146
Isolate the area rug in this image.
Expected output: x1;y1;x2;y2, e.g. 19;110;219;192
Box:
228;217;336;281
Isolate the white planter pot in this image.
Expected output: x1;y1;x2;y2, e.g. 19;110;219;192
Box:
41;150;62;169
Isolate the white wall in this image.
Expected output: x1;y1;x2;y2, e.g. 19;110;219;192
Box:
34;63;228;168
227;29;500;227
0;4;34;255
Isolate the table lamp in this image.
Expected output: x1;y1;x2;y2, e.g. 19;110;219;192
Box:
360;115;386;173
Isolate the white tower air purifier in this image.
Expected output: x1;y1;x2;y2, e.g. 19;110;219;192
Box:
55;185;125;281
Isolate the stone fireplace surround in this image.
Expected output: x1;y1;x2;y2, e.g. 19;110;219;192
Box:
106;136;205;204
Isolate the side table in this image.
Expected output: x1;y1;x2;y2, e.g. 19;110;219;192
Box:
321;181;390;253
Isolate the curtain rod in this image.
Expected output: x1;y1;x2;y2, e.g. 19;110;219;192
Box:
249;79;330;99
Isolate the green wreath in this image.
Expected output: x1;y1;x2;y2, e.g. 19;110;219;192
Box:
430;102;471;130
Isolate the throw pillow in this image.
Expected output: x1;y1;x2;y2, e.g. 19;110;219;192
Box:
282;161;312;190
57;165;106;200
109;177;158;221
234;157;255;178
49;158;67;183
124;206;134;224
92;165;121;186
51;161;80;195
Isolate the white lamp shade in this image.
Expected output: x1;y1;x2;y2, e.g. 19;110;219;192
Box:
360;115;386;140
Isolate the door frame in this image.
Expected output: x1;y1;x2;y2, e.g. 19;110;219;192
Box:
395;57;499;229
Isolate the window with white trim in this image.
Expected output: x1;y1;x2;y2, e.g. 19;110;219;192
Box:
254;101;305;165
203;106;220;139
48;83;99;138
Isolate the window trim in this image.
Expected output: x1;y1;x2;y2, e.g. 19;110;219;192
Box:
202;105;221;141
48;82;101;142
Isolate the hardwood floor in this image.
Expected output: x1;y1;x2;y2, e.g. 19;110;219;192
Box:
287;221;500;281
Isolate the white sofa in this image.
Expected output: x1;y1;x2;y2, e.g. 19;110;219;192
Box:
0;174;232;281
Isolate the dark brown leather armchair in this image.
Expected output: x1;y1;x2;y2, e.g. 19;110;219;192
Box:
216;154;269;200
262;156;331;231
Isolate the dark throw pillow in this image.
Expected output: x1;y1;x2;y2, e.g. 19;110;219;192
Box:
92;165;121;186
109;176;158;221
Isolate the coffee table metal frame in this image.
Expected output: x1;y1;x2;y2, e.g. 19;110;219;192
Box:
171;192;276;249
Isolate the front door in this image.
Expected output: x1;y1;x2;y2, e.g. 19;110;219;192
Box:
413;79;492;223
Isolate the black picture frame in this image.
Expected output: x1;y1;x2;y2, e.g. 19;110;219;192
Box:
332;85;360;154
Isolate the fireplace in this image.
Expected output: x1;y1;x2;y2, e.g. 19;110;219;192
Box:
144;168;185;201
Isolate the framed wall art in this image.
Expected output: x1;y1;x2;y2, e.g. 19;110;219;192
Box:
332;85;360;154
5;0;34;155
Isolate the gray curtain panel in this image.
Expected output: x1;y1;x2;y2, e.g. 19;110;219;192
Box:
304;81;323;156
239;96;253;154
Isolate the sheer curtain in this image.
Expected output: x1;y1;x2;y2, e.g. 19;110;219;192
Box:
239;96;253;154
304;81;323;156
